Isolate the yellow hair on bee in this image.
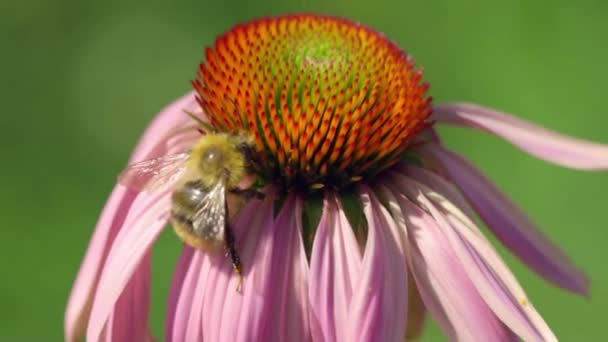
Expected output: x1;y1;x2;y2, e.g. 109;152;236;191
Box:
173;224;223;251
187;133;249;189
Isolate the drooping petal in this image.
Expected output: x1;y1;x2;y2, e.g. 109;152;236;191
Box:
86;190;173;341
368;190;410;341
393;174;557;341
378;184;515;341
65;187;138;342
404;273;426;341
258;195;311;342
202;197;274;342
165;196;275;342
420;145;589;295
375;185;428;341
399;163;476;219
374;184;428;341
104;254;153;342
176;252;209;342
432;103;608;170
65;92;200;341
165;246;195;342
308;193;362;342
342;187;408;342
170;194;303;342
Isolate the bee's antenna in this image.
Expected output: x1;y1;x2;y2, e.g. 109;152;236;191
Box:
184;110;216;134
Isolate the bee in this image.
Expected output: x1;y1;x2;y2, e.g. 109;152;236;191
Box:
118;126;264;289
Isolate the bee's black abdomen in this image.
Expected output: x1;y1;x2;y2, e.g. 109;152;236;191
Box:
172;182;210;211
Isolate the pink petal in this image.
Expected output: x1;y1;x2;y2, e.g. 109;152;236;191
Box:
165;246;195;342
432;103;608;170
393;174;557;341
377;184;515;342
86;189;173;341
374;185;428;340
65;92;200;342
420;144;589;295
343;187;408;342
399;163;476;219
308;193;362;342
258;195;311;342
65;187;137;342
203;196;275;342
130;91;200;162
178;253;209;342
105;254;153;342
169;194;297;342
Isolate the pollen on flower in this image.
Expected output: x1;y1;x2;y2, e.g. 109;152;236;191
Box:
193;14;432;190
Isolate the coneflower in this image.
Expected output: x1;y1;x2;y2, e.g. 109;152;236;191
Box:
65;14;608;342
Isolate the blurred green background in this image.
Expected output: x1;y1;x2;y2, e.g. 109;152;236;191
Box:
1;0;607;340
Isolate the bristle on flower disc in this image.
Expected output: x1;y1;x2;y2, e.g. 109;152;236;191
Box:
193;14;432;190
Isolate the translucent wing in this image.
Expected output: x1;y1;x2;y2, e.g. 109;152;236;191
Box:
191;180;227;246
118;152;189;192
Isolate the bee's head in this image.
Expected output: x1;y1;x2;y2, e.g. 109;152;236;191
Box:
190;134;248;187
200;145;226;175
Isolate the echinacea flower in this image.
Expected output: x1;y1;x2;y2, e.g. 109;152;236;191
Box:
65;14;608;342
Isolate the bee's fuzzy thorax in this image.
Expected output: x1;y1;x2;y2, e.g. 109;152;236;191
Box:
188;133;248;189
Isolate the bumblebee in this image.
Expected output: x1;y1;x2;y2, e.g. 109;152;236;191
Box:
119;129;264;289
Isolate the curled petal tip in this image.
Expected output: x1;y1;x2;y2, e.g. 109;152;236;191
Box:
421;144;590;296
432;103;608;170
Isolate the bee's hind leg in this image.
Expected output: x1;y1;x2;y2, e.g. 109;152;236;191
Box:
223;224;244;292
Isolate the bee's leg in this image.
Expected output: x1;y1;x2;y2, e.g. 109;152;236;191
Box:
229;187;266;200
224;224;243;292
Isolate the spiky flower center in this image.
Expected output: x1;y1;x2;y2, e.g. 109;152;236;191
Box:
194;14;431;191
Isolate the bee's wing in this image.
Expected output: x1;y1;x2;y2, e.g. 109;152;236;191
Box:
191;180;227;246
118;152;189;192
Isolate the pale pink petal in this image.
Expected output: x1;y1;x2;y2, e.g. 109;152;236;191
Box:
399;163;476;219
432;103;608;169
65;187;137;342
373;186;429;340
308;193;362;342
168;194;286;342
165;246;195;342
420;144;589;295
369;190;410;341
229;202;273;342
182;253;210;342
257;195;311;342
378;184;515;341
130;91;200;162
202;197;274;342
65;92;200;342
343;187;408;342
393;174;557;341
86;190;173;342
105;254;153;342
164;250;212;342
